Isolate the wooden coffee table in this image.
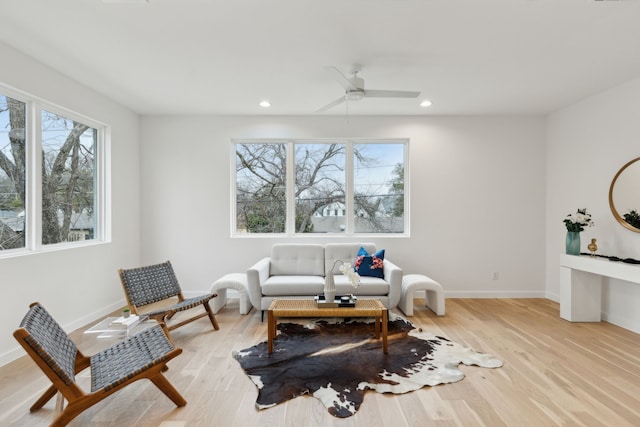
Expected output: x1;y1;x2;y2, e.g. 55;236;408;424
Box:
267;299;388;354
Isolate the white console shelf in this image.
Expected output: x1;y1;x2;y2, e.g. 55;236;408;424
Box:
560;254;640;322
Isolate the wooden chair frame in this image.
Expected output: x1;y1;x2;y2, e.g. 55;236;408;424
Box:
118;260;219;335
14;302;186;427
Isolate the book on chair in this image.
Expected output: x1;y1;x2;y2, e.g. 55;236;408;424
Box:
109;314;140;329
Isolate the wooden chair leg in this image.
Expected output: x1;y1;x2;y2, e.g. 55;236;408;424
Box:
55;392;65;418
204;303;220;330
30;384;58;412
149;374;187;407
50;398;93;427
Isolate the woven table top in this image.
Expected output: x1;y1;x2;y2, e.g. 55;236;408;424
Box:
268;299;385;317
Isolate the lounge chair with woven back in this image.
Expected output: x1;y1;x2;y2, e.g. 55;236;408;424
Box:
118;260;219;335
13;302;186;427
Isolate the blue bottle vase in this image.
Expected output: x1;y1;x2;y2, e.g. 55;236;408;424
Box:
566;231;581;255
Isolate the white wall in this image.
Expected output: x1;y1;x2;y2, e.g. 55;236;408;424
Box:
0;41;552;367
140;115;546;301
0;41;141;365
546;76;640;333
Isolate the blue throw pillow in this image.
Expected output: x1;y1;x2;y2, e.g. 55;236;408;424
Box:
354;247;385;278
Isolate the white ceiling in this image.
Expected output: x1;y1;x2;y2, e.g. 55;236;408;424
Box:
2;0;640;116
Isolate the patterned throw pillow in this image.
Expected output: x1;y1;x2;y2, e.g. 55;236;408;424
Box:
354;247;385;278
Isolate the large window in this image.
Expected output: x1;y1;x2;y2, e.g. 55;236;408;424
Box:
0;86;107;254
234;139;407;236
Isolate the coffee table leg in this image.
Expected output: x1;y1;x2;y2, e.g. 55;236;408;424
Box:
267;310;275;354
382;309;388;354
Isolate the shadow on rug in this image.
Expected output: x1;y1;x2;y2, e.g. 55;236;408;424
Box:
233;315;502;418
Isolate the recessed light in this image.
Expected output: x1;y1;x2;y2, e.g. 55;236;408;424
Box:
420;100;432;107
259;100;271;108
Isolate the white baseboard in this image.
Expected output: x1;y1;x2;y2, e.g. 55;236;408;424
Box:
434;290;547;298
546;291;640;334
0;347;25;368
602;312;640;334
545;292;560;303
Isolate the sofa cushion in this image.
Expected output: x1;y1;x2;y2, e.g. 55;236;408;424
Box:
270;244;325;276
333;275;389;296
262;275;325;296
355;247;385;278
325;243;377;276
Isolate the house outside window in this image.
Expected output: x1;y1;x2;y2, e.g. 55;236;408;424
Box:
233;139;408;236
0;86;108;255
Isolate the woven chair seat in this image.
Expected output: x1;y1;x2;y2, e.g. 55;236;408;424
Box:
90;325;174;392
145;293;215;318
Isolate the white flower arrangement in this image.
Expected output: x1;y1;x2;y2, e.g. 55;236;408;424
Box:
338;262;361;288
563;208;594;232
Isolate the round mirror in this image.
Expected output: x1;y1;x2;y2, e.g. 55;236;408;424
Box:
609;157;640;232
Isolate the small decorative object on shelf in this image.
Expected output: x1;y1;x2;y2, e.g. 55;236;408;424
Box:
587;238;598;256
122;307;131;318
563;208;595;255
322;260;361;307
565;232;580;256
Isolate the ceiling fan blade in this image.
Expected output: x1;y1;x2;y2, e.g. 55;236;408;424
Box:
325;66;358;91
364;89;421;98
316;95;346;112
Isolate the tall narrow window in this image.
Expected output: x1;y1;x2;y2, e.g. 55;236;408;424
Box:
295;143;345;233
41;110;97;244
354;143;405;233
0;95;26;250
235;143;286;233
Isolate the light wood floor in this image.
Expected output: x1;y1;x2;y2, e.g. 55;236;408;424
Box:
2;298;640;427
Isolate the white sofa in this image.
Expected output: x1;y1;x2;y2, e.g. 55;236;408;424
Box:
247;243;403;316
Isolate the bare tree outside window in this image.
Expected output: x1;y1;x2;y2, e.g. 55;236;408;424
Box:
236;143;287;233
0;92;99;252
234;140;407;235
295;143;345;233
41;110;96;244
0;96;26;249
354;143;405;233
389;163;405;217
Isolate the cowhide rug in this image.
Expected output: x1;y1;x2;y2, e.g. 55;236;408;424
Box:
233;314;502;418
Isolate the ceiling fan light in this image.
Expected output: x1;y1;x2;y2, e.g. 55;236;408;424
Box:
346;90;364;101
420;100;433;107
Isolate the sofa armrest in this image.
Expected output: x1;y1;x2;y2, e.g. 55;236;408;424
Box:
383;259;403;309
247;257;270;310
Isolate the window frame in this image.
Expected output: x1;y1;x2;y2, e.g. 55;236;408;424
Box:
0;83;111;258
231;138;409;238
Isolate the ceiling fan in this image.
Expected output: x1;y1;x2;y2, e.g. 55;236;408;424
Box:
316;64;420;112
